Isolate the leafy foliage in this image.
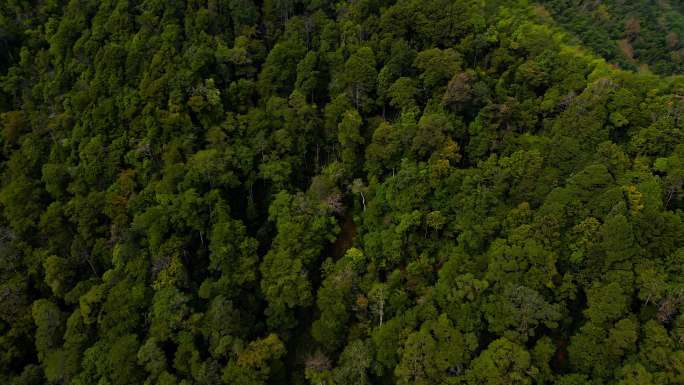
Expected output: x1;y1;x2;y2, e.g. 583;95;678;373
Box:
1;0;684;384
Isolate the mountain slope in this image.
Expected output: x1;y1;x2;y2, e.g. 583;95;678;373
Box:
539;0;684;74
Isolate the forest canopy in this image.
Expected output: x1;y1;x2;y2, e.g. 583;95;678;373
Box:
0;0;683;384
539;0;684;74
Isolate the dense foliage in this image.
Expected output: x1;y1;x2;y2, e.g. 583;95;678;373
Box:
539;0;684;74
1;0;683;384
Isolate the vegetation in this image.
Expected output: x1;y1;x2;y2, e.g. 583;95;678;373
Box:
539;0;684;74
0;0;683;384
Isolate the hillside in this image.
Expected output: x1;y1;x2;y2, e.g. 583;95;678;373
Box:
539;0;684;74
1;0;683;384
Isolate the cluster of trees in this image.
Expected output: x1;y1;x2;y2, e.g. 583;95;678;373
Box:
0;0;683;384
539;0;684;74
